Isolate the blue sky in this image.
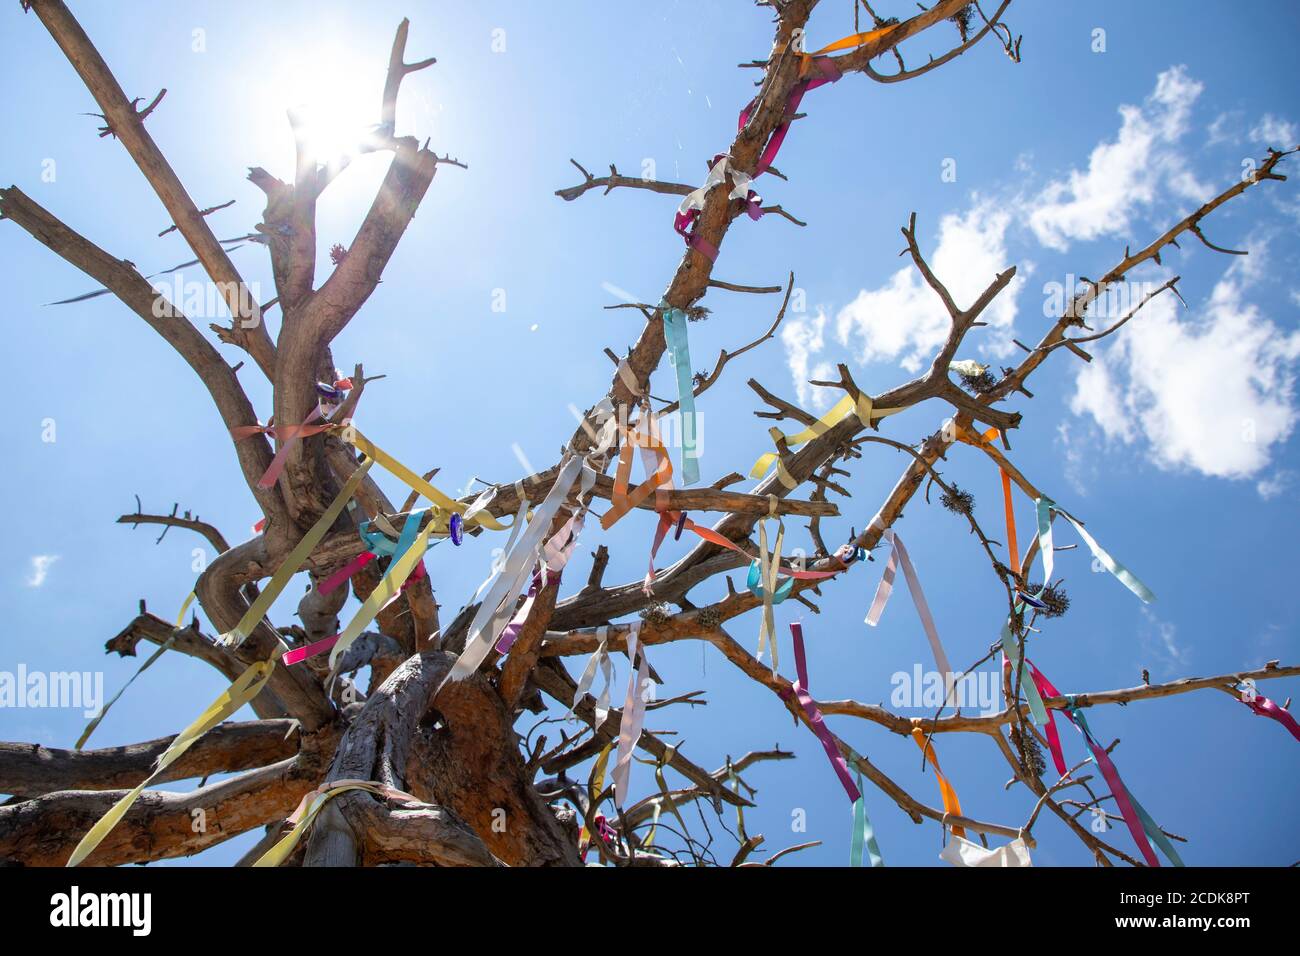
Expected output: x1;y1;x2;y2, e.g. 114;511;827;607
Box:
1;1;1297;867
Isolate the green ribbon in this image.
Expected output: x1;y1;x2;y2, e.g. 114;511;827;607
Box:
849;771;884;867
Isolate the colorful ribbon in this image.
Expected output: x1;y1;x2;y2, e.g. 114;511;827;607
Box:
567;627;614;728
1021;660;1068;777
1062;694;1183;867
219;459;373;647
327;508;439;677
446;457;590;684
782;623;885;864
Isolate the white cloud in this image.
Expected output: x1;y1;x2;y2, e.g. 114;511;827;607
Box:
1027;66;1209;251
833;200;1024;373
1250;113;1298;147
1069;262;1300;481
781;309;836;410
25;555;59;588
1257;471;1293;500
1139;607;1187;676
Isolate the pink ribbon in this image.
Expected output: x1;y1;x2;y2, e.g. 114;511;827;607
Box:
1242;693;1300;742
283;633;340;666
1021;662;1069;777
780;622;861;803
739;56;843;177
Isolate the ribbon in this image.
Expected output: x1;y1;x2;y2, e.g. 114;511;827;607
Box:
850;769;885;868
567;627;614;728
219;459;372;647
910;722;966;838
252;779;418;867
67;653;280;866
739;56;843;178
673;154;754;260
754;501;785;672
865;529;956;700
230;409;332;490
1240;691;1300;742
579;743;615;857
75;591;196;749
957;425;1021;576
1063;695;1182;867
782;623;860;802
1000;623;1049;727
940;834;1033;867
496;497;592;654
327;508;438;677
345;428;509;532
600;421;674;531
446;457;589;684
661;304;700;485
1035;497;1155;604
1021;661;1068;778
750;391;905;485
612;622;650;808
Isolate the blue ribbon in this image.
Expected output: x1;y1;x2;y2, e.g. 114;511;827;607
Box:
361;509;431;558
662;305;700;485
1034;497;1155;604
747;559;793;603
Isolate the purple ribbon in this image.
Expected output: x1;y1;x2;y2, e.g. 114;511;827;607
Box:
781;622;861;803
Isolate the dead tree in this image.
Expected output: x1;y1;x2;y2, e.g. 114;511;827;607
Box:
1;0;1295;868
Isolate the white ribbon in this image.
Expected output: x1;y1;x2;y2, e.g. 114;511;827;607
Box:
446;457;586;683
567;626;614;728
677;155;753;216
612;621;650;808
864;528;955;700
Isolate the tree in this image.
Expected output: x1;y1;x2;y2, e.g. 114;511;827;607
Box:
1;0;1295;868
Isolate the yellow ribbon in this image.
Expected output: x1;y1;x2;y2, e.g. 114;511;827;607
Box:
579;742;615;854
750;391;906;482
344;428;510;532
327;511;439;675
252;779;418;867
75;590;198;750
220;459;374;647
66;652;280;866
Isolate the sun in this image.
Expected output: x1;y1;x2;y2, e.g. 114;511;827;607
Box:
264;43;381;166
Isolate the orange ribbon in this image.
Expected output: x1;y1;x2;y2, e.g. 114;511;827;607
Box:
911;724;966;838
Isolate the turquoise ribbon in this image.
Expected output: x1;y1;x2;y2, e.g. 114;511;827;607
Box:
1034;497;1155;604
361;508;429;558
662;305;700;485
747;559;793;603
849;771;885;867
1000;622;1048;726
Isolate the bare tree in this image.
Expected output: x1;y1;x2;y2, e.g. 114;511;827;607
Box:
1;0;1295;868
